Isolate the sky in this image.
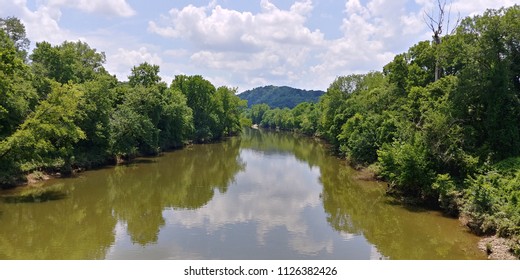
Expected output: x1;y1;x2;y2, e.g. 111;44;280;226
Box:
1;0;520;92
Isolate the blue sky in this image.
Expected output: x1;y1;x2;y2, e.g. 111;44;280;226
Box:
2;0;519;91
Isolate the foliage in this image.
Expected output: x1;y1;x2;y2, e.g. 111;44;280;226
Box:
462;159;520;237
172;75;243;142
0;19;244;185
238;85;324;109
0;29;37;139
213;86;247;137
0;82;85;182
0;16;30;60
30;40;106;85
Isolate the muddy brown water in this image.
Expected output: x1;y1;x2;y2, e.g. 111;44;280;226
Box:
0;128;486;259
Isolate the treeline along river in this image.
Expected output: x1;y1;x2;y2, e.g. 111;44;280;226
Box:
0;128;486;259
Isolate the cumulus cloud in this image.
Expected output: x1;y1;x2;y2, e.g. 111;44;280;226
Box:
105;47;163;80
0;0;136;45
0;0;72;44
148;0;324;89
149;0;322;51
308;0;420;86
48;0;136;17
451;0;519;15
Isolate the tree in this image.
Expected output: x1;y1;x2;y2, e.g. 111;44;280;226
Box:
74;73;118;166
0;82;86;181
31;41;106;84
213;86;246;137
424;0;460;81
451;6;520;159
0;17;30;60
128;62;161;87
171;75;217;142
250;103;270;124
156;88;193;149
0;29;37;139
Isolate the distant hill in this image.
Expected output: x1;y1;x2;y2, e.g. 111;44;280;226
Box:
238;85;325;109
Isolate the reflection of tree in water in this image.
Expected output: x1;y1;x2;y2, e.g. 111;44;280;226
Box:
241;130;485;259
107;136;245;245
240;128;327;168
0;182;117;259
319;162;485;259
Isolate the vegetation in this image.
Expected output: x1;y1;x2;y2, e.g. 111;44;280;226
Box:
250;6;520;253
238;85;324;109
0;18;245;186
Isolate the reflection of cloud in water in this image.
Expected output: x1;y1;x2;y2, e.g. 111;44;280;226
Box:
106;221;204;259
163;149;331;256
370;246;385;260
339;231;357;241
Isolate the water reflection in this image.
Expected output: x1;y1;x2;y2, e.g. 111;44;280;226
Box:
3;185;68;203
319;158;486;259
0;180;116;259
105;129;379;259
106;137;244;245
0;129;486;259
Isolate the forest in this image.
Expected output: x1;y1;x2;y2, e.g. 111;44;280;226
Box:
0;16;246;186
238;85;324;109
246;5;520;254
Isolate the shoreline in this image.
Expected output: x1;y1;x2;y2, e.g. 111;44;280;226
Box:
355;164;519;260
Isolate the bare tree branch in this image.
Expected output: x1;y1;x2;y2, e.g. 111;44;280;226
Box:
424;0;460;80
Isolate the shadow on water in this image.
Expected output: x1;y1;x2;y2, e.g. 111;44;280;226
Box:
120;158;157;165
384;198;431;213
2;187;68;204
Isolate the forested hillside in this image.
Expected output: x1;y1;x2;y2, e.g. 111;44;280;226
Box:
249;6;520;254
0;17;246;186
238;85;324;109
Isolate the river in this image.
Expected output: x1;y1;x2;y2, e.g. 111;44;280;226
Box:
0;128;486;259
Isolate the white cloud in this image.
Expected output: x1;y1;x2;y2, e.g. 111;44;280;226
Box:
48;0;136;17
149;1;322;51
308;0;418;86
0;0;72;44
0;0;135;45
148;0;324;89
106;47;163;80
451;0;519;15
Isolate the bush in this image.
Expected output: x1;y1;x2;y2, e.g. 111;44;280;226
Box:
432;173;461;215
462;158;520;237
377;139;434;197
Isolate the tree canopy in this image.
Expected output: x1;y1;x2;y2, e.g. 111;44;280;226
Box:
238;85;324;109
0;18;244;185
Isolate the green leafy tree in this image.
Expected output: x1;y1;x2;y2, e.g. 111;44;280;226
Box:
250;103;270;124
0;82;85;182
74;73;118;166
128;62;161;88
213;86;246;137
0;16;30;60
171;75;217;142
0;29;37;139
31;40;106;85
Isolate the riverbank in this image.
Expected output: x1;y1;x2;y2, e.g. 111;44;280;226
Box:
478;236;518;260
355;165;519;260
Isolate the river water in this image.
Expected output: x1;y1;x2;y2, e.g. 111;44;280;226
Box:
0;128;486;259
